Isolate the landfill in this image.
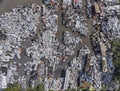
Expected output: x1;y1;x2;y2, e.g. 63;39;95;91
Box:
0;0;120;90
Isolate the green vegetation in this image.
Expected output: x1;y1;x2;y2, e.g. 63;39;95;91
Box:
26;83;45;91
36;83;45;91
65;89;76;91
4;83;45;91
101;84;106;91
4;83;22;91
65;88;88;91
112;39;120;81
49;90;53;91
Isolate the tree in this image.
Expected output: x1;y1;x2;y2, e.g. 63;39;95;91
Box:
112;39;120;81
26;83;45;91
4;83;45;91
37;83;45;91
4;83;22;91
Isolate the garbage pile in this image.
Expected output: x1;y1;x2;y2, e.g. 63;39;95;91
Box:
0;62;19;88
26;2;67;90
18;76;27;89
42;4;58;33
24;60;39;75
0;60;40;89
47;78;63;90
28;3;61;67
0;4;40;61
79;56;102;89
42;0;59;5
79;73;92;87
99;0;120;40
63;46;90;90
62;0;72;9
101;16;120;40
102;54;114;84
78;45;90;56
26;35;60;68
63;31;82;46
86;0;92;18
1;0;119;90
90;56;102;89
23;60;40;88
62;8;88;36
73;0;83;8
41;3;69;91
57;44;75;56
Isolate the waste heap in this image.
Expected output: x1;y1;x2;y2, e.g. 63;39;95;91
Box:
47;78;63;90
73;0;83;9
62;0;88;36
0;62;20;88
63;31;82;46
101;16;120;40
63;46;90;89
90;56;102;89
0;4;40;61
62;0;72;9
42;0;59;5
100;0;120;40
